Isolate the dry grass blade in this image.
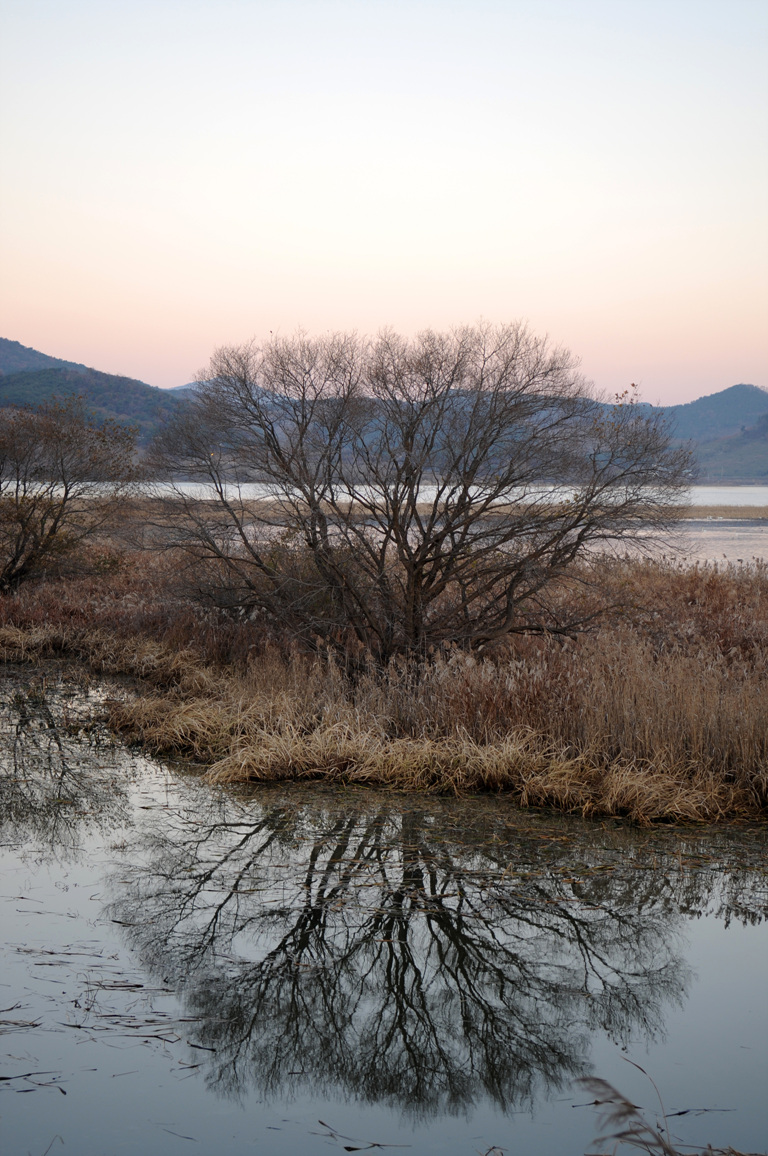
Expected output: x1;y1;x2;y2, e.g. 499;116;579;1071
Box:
578;1076;762;1156
579;1076;678;1156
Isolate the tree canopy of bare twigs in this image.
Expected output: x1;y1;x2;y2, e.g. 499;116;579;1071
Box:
152;323;692;659
0;397;137;590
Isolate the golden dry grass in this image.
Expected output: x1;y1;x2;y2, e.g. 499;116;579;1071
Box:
98;640;761;823
1;549;766;823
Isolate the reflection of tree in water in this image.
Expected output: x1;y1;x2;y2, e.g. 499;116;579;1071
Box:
9;676;764;1123
108;790;768;1120
0;673;131;855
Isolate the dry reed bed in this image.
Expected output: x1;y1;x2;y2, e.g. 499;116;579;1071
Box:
1;554;766;823
681;505;768;520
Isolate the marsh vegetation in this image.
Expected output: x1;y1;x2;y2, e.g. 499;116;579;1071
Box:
0;326;764;822
0;535;765;822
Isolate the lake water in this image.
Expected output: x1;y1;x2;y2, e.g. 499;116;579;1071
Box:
677;520;767;564
1;671;766;1156
151;481;768;563
155;483;768;506
688;486;768;505
678;486;768;563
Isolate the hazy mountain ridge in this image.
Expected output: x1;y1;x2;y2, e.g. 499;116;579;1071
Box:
0;340;183;444
165;383;198;395
693;409;768;481
0;339;765;478
0;337;88;376
653;383;768;480
661;383;768;443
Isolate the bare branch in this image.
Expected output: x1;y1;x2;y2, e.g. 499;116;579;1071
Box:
150;325;692;658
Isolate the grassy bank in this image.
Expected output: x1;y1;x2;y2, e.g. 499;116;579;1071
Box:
0;547;766;823
682;504;768;520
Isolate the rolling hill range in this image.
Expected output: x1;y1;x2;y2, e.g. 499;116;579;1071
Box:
660;382;768;441
0;337;89;376
1;338;766;477
658;383;768;480
693;409;768;481
0;339;183;444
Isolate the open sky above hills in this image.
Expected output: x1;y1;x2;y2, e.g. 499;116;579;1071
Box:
1;0;766;404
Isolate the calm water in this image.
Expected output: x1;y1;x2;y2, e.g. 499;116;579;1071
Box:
689;486;768;505
156;483;768;506
677;519;767;564
152;481;768;563
1;672;766;1156
679;485;768;563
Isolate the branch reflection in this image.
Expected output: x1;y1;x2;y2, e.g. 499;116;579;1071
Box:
0;674;130;854
108;790;764;1119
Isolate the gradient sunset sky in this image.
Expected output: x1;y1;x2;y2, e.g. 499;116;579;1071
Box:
1;0;766;403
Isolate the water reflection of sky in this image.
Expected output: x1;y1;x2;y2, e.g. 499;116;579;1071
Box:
151;482;768;506
678;519;767;563
1;676;767;1156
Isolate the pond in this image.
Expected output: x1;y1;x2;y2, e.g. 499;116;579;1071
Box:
1;670;766;1156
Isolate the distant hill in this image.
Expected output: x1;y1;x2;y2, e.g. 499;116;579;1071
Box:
693;411;768;481
593;384;767;480
165;383;198;397
662;383;768;443
0;341;185;444
0;337;87;376
0;367;183;444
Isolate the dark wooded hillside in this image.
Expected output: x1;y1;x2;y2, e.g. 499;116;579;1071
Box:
0;365;183;444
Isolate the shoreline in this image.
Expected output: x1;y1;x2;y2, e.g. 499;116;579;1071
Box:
1;607;765;826
0;546;764;828
681;504;768;520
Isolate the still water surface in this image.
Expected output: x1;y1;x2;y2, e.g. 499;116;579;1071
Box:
153;481;768;563
689;486;768;505
156;483;768;506
677;519;767;564
679;485;768;564
1;673;766;1156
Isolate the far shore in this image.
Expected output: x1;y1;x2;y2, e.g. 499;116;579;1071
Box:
682;504;768;519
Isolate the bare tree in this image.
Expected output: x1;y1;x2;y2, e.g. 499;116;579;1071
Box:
0;397;137;590
152;323;691;659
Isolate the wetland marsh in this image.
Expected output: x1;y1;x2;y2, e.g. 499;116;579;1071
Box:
1;670;766;1155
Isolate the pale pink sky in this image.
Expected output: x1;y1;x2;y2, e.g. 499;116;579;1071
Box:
1;0;766;404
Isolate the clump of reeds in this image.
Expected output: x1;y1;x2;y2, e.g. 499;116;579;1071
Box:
98;638;762;821
1;550;766;823
579;1071;759;1155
